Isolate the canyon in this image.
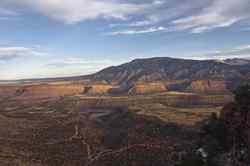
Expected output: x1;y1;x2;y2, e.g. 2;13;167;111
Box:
0;57;249;166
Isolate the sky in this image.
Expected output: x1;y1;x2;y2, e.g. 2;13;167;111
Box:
0;0;250;80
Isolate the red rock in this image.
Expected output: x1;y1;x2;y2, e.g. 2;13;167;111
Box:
191;80;228;94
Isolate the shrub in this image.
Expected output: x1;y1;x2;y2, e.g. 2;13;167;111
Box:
234;84;250;109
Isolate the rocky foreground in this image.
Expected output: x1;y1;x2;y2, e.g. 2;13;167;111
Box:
0;84;248;166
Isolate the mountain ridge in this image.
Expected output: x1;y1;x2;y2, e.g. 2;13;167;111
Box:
1;57;250;94
88;57;250;84
1;57;249;83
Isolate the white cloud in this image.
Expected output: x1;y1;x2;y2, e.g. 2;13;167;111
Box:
109;0;204;29
172;0;250;33
110;20;155;28
128;20;155;27
0;8;18;16
152;0;165;6
33;57;124;79
241;27;250;31
0;46;46;61
47;57;113;67
5;0;147;24
107;26;167;35
107;0;250;35
189;44;250;60
235;45;250;51
0;7;19;20
1;0;250;33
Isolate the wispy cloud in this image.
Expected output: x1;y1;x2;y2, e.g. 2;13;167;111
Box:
0;46;46;61
189;44;250;60
241;27;250;31
47;58;113;68
3;0;148;24
0;8;18;16
107;26;167;35
172;0;250;33
0;7;19;20
38;57;122;78
1;0;250;33
235;45;250;51
110;20;155;28
107;0;250;35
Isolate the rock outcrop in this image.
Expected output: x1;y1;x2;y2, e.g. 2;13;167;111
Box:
84;84;114;95
3;83;85;98
129;82;167;94
0;85;20;98
191;80;229;94
88;57;250;91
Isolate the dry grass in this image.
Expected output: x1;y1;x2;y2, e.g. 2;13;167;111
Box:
131;103;222;126
0;91;231;165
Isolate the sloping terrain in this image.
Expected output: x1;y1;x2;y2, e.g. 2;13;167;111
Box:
0;60;247;166
0;82;85;99
0;57;248;165
0;84;234;166
91;57;250;83
87;57;250;94
1;57;249;95
0;96;202;166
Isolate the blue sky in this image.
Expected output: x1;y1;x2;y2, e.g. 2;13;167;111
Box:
0;0;250;80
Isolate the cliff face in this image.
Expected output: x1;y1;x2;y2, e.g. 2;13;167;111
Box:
84;84;114;95
0;86;20;97
0;80;231;97
2;57;249;96
0;83;85;99
191;80;228;94
21;84;85;98
123;79;230;95
129;82;167;94
0;83;116;98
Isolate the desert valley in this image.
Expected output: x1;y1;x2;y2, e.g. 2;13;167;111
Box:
0;57;249;166
1;1;250;165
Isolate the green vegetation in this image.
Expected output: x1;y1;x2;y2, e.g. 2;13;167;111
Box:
193;84;250;166
234;84;250;109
